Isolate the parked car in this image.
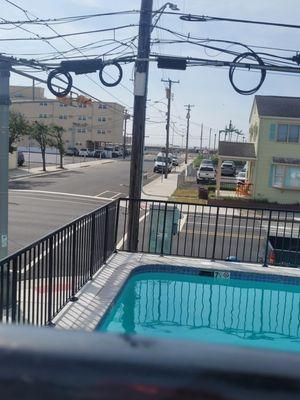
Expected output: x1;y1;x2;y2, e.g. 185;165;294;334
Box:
17;150;25;167
172;156;179;166
154;152;172;173
197;165;216;183
65;147;79;156
236;171;247;183
240;164;247;173
221;161;236;176
78;148;90;157
93;150;103;158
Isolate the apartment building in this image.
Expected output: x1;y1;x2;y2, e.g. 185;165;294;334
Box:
249;95;300;204
10;86;125;149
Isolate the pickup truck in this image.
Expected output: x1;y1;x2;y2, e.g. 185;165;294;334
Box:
197;165;216;184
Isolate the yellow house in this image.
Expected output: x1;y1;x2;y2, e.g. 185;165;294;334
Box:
249;95;300;205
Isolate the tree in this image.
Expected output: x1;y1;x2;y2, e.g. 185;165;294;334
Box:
50;125;65;169
9;112;30;153
31;121;52;172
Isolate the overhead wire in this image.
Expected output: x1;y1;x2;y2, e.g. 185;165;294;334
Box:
3;0;135;119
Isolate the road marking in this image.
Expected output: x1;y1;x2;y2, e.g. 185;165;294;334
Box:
179;214;187;232
117;206;150;249
10;189;112;201
11;194;105;206
95;190;122;199
111;192;122;199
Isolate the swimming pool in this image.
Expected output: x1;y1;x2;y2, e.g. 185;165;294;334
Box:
98;271;300;353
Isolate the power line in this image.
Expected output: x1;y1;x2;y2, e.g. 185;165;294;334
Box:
2;0;133;118
0;9;140;25
0;24;138;41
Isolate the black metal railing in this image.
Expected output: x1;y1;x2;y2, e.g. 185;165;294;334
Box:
1;197;299;327
0;201;118;326
118;198;300;267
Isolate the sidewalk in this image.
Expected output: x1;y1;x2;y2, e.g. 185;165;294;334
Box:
9;158;115;180
141;162;188;200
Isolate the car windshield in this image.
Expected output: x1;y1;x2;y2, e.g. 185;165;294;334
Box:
200;167;214;171
157;156;170;162
222;163;233;167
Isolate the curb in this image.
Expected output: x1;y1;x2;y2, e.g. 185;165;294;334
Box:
9;160;116;181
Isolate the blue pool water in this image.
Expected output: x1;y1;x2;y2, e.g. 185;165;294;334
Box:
98;272;300;353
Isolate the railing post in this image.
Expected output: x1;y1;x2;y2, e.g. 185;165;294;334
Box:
114;200;120;253
11;258;17;323
89;214;96;280
160;203;168;256
263;210;272;268
211;207;219;261
70;222;78;302
103;205;109;263
47;236;55;326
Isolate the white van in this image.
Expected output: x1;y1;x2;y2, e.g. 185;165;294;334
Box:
154;152;172;173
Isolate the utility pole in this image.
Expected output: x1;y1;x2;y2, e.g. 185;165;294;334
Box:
128;0;153;252
161;78;179;178
200;123;203;153
208;128;212;152
184;104;194;164
123;109;130;160
214;133;217;151
0;60;10;260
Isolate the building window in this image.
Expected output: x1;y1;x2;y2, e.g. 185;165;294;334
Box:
39;113;48;118
97;116;106;122
59;103;67;107
59;115;67;120
77;128;87;134
39;102;48;106
277;124;288;142
78;115;87;121
288;125;300;143
97;129;105;134
78;103;87;108
98;104;107;109
277;124;300;143
273;165;285;187
273;164;300;189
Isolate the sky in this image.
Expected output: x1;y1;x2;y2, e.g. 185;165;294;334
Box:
1;0;300;148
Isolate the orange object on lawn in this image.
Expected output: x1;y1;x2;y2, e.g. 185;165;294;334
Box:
236;181;252;196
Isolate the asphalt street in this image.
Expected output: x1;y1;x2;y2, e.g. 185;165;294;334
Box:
8;158;158;254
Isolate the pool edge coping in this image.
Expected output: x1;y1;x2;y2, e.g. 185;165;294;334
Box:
53;252;300;332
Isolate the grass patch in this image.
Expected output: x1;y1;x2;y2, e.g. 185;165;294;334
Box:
170;188;207;205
